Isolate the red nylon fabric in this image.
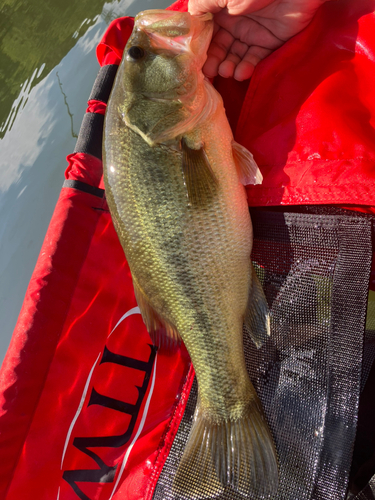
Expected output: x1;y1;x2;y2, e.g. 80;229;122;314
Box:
96;18;134;66
0;185;103;499
1;2;375;500
237;0;375;207
96;2;375;288
97;0;375;208
0;151;192;500
86;100;107;115
65;152;104;186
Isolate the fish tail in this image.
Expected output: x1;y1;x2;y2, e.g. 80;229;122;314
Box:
172;405;224;499
214;398;279;497
173;399;278;498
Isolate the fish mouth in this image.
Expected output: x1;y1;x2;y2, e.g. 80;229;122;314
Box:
134;9;214;61
141;84;197;102
134;9;213;26
142;95;177;103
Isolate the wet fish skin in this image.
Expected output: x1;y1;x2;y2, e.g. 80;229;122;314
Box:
103;9;278;498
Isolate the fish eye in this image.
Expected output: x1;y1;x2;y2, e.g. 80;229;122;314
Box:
127;46;145;61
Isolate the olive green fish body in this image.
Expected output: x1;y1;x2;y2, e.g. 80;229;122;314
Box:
104;9;278;498
105;98;252;414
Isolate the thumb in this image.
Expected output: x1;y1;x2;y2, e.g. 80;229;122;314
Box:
188;0;227;16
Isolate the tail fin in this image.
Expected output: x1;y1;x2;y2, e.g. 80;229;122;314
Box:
173;399;278;498
173;408;224;499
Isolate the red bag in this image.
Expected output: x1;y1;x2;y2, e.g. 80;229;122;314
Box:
0;1;374;499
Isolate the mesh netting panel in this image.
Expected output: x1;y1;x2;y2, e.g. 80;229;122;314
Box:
153;210;373;500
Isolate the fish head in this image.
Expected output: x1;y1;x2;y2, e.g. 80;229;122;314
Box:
124;10;213;98
115;10;214;145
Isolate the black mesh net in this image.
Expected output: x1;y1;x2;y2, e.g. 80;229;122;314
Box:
153;208;375;500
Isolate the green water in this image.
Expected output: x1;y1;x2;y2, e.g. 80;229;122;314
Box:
0;0;107;136
0;0;172;365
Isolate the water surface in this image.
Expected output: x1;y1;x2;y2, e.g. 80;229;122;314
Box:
0;0;171;365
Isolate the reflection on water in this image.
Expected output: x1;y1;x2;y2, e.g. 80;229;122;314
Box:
0;63;45;136
0;0;108;137
0;0;172;365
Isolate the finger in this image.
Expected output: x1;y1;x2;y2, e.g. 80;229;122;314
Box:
217;39;248;77
218;53;241;78
202;28;235;78
215;10;284;49
188;0;227;16
225;0;274;16
233;45;272;81
189;0;274;16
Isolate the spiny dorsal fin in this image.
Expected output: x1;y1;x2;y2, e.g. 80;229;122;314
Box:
181;138;219;207
232;140;263;186
244;262;271;348
133;281;181;350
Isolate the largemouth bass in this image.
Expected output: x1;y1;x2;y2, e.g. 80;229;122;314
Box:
103;9;278;498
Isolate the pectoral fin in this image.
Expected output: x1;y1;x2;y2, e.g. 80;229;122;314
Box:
181;138;219;207
133;281;181;349
244;263;271;348
232;141;263;186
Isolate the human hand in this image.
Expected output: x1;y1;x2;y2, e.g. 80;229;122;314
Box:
188;0;332;80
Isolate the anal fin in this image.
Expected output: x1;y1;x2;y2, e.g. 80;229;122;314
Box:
133;281;181;349
232;140;263;186
244;262;271;348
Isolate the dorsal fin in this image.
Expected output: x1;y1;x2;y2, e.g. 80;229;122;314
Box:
232;141;263;186
181;138;219;207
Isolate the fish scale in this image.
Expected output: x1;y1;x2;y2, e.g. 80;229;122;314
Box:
103;9;278;498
